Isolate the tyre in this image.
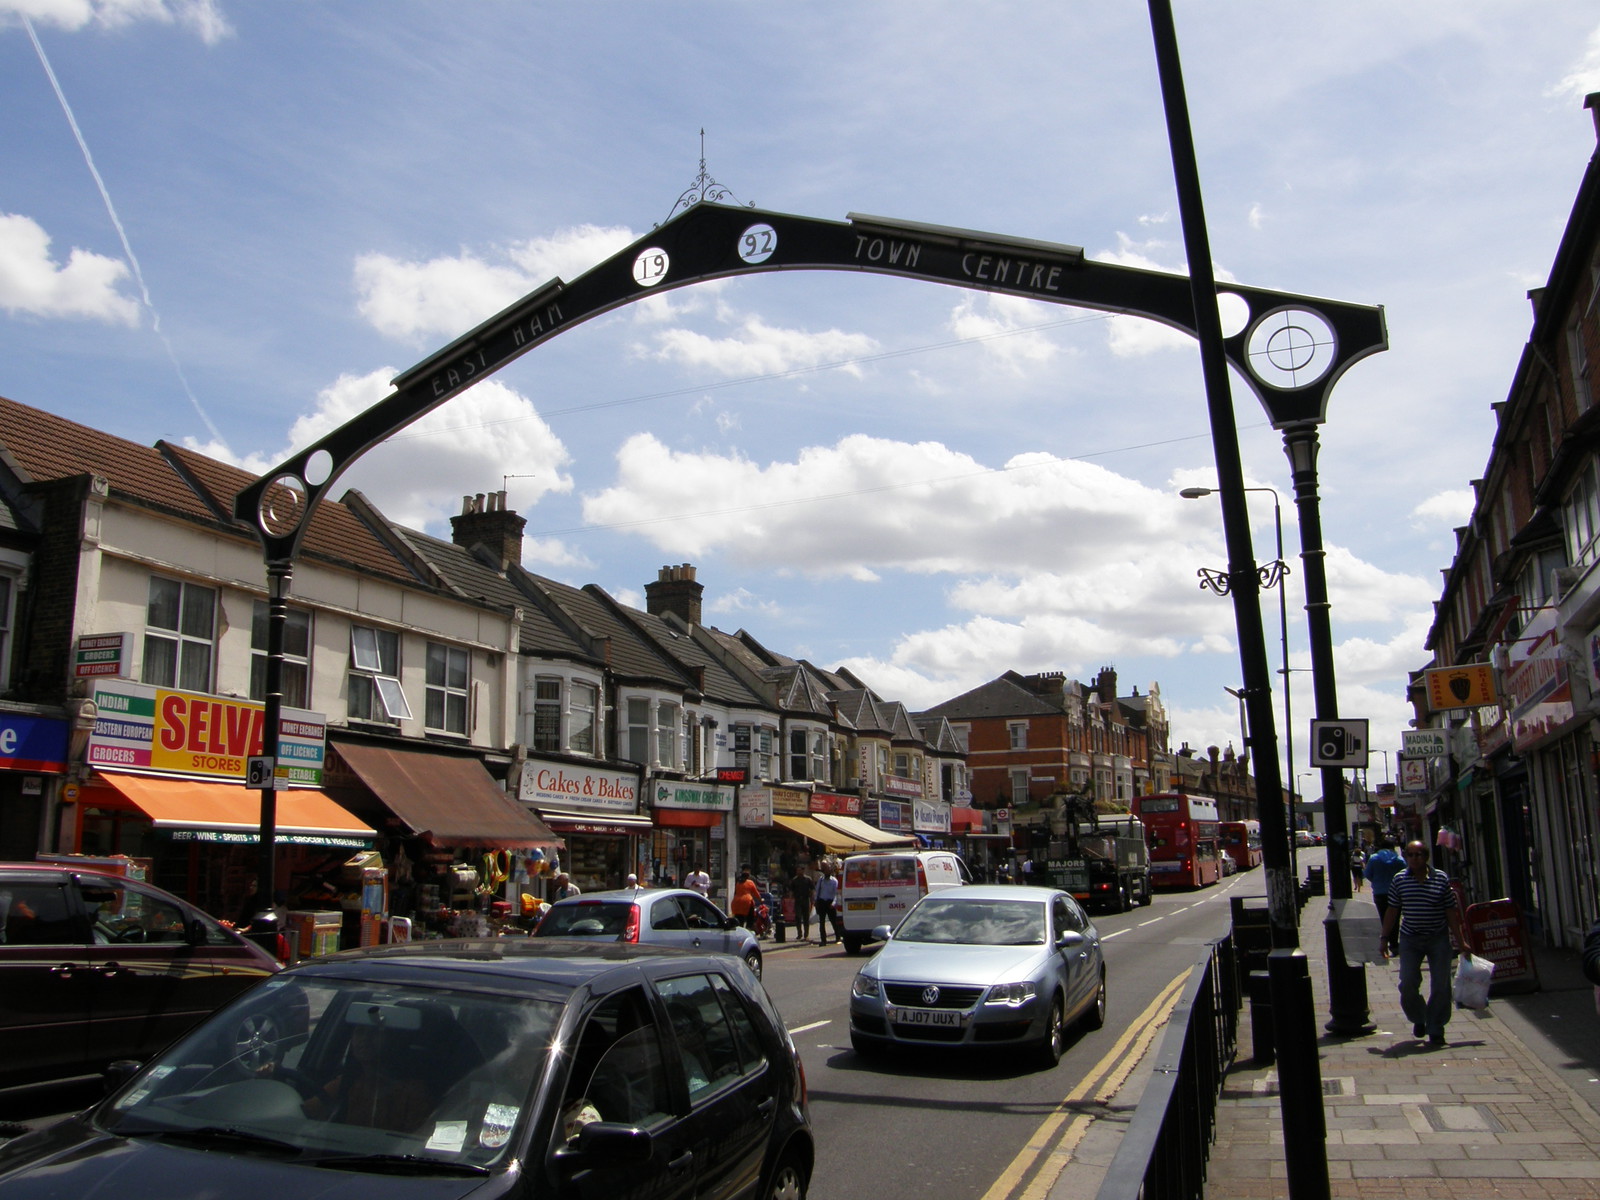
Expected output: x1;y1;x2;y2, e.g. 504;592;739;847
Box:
842;933;864;955
1036;993;1065;1069
744;948;763;979
764;1150;809;1200
1137;877;1153;906
1117;883;1131;913
1080;970;1107;1031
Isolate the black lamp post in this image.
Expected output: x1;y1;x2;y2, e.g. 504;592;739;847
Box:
1283;425;1374;1035
1182;484;1297;880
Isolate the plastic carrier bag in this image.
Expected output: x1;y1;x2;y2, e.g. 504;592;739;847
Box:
1453;952;1495;1009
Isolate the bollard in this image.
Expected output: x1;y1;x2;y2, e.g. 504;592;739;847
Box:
1247;969;1274;1063
1268;949;1330;1200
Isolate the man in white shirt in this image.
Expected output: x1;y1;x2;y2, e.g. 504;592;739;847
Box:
685;865;711;897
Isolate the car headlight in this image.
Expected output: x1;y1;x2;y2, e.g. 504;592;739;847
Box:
984;981;1038;1007
851;973;880;999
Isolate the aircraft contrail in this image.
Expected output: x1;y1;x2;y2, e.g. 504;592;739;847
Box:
24;16;224;444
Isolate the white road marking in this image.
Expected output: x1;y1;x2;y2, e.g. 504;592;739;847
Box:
789;1019;831;1034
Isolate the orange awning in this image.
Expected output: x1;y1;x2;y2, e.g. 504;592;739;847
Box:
97;772;374;847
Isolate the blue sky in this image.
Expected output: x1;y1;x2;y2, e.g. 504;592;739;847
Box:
4;1;1600;793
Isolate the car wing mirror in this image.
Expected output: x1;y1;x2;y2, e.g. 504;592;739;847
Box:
561;1121;655;1165
185;918;210;947
1056;930;1086;950
871;924;893;942
722;916;738;931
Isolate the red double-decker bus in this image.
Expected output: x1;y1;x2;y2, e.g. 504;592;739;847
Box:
1220;819;1263;871
1133;792;1222;889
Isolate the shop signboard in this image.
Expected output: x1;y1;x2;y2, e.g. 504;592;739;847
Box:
811;791;863;817
0;712;69;772
654;780;732;811
85;679;325;784
883;775;921;799
913;798;951;833
1504;607;1576;751
738;786;772;827
1462;899;1540;994
877;800;909;832
74;632;131;678
517;757;639;814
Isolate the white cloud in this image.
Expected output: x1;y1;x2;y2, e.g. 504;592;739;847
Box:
202;368;577;539
1411;488;1474;527
1547;23;1600;100
0;213;138;323
641;313;879;379
0;0;231;41
354;224;635;342
944;293;1061;374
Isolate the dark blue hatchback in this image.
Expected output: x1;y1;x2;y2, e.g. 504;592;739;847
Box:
0;938;813;1200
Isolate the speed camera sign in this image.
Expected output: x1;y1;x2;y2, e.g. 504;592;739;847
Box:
1309;719;1369;768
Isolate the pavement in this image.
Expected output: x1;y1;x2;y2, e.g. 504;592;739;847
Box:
1203;886;1600;1199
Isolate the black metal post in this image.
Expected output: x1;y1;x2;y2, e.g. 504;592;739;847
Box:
1283;425;1374;1035
1148;5;1328;1195
248;559;290;936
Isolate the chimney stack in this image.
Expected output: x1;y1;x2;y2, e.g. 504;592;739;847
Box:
450;490;525;567
645;563;704;626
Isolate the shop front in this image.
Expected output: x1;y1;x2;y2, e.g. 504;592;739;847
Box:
651;778;733;893
809;791;916;850
327;740;562;939
741;786;859;890
516;756;645;894
71;680;373;926
0;707;69;861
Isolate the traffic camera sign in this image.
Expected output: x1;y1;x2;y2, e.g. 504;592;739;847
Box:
1310;719;1369;767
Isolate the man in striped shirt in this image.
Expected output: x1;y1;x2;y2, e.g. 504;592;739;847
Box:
1379;841;1466;1045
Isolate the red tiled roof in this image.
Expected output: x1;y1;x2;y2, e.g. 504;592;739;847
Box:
0;395;418;585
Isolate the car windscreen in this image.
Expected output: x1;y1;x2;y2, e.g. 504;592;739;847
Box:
98;974;562;1171
534;901;634;938
893;898;1046;946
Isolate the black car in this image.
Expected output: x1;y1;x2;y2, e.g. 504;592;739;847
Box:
0;863;280;1091
0;938;814;1200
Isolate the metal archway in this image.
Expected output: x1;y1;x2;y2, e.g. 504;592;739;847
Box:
232;201;1385;558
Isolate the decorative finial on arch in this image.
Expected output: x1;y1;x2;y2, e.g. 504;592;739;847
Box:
659;129;754;226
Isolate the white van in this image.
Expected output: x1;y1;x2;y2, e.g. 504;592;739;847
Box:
839;850;971;954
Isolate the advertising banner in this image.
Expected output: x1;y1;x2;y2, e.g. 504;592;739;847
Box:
0;712;69;773
1463;899;1540;994
86;680;325;784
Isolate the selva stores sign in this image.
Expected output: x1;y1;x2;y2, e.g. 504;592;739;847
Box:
86;680;326;785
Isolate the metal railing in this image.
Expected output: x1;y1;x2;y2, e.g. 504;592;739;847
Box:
1095;933;1240;1200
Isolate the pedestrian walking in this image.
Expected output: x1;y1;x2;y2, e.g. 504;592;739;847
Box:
685;864;711;896
1350;845;1367;892
814;863;841;946
788;865;814;942
1380;841;1466;1046
730;867;761;930
1364;840;1405;953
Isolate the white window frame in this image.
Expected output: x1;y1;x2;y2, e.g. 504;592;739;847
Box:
1008;721;1028;750
349;625;410;723
531;676;563;753
655;699;680;770
425;642;470;735
142;575;216;693
570;679;600;756
250;601;311;709
0;566;15;691
1010;768;1030;805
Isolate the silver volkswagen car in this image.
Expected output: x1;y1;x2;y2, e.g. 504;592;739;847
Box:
847;885;1106;1068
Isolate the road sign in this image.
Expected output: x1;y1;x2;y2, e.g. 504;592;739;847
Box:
1423;663;1496;710
1309;719;1369;767
245;756;278;788
1402;729;1448;758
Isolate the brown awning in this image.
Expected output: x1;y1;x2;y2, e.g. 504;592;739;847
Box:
333;742;561;851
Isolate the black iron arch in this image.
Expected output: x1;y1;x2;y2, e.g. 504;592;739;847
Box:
232;200;1386;562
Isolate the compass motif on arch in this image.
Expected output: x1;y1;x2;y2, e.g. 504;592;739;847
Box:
1245;307;1336;391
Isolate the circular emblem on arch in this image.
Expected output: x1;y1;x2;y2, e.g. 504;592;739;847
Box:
257;473;308;539
1245;307;1336;391
632;247;670;288
738;223;777;265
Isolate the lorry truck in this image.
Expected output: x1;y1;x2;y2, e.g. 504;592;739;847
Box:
1047;811;1152;913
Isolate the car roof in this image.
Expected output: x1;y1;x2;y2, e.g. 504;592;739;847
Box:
286;937;746;992
547;887;707;905
918;884;1060;903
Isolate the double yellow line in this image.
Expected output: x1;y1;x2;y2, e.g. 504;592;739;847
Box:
980;968;1195;1200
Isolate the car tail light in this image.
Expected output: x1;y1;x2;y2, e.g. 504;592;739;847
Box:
624;903;641;943
917;861;928;892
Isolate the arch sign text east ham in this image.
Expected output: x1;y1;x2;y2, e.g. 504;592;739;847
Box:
233;202;1386;557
